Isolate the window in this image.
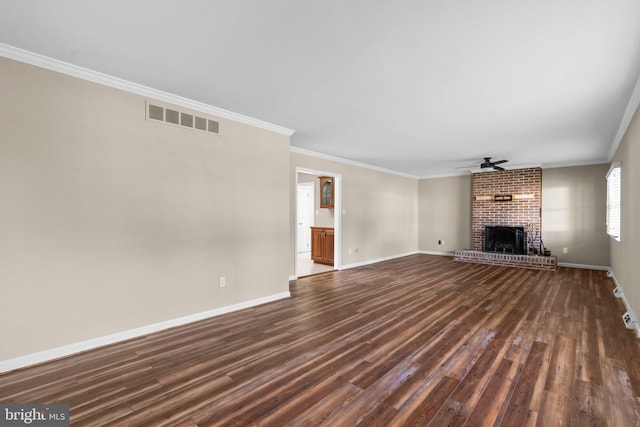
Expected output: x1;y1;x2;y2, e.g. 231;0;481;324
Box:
606;162;622;241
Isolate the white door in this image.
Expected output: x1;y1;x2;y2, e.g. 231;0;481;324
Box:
297;183;313;252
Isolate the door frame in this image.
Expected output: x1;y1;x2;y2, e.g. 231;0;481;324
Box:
294;167;341;279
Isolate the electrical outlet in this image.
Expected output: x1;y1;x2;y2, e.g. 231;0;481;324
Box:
614;287;623;298
563;248;568;254
219;276;226;288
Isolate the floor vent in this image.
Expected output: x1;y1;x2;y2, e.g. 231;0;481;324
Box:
146;102;219;135
622;311;637;329
613;287;623;298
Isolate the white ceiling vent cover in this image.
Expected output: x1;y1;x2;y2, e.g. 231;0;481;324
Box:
146;102;220;135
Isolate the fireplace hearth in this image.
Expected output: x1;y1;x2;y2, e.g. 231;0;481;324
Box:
483;226;525;255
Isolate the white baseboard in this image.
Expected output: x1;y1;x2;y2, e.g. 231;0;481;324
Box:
0;291;291;374
340;251;420;270
557;262;610;271
607;270;640;338
293;251;439;279
418;250;454;256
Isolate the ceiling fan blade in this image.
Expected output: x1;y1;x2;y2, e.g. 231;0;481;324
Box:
492;159;508;165
493;165;505;171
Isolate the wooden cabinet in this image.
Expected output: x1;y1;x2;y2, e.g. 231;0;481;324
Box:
310;226;334;265
319;176;334;208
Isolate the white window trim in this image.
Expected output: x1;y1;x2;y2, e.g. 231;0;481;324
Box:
606;161;622;241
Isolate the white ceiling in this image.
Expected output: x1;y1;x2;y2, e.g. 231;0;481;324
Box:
1;0;640;177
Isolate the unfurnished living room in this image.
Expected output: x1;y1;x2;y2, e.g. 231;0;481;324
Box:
1;2;640;426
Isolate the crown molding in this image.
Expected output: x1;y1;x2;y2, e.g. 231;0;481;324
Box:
418;163;542;180
609;71;640;160
541;159;610;169
289;146;419;179
418;170;471;179
0;43;295;137
417;159;611;180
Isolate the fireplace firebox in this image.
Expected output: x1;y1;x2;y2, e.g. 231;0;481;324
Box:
483;226;525;254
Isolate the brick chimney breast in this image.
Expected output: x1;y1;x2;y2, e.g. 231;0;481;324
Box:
471;168;542;253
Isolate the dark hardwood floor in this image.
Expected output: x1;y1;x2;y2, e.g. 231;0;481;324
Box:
1;254;639;426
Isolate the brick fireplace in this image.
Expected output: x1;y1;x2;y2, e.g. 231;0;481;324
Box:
454;167;556;270
472;167;542;253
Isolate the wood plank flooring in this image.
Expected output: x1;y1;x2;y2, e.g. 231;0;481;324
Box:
1;254;640;426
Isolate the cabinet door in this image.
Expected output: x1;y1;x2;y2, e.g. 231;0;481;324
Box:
311;228;324;261
319;176;334;208
323;230;334;262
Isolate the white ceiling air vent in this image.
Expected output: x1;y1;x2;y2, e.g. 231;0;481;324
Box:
146;102;219;135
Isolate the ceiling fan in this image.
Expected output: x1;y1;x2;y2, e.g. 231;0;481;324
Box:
480;157;508;171
455;157;509;171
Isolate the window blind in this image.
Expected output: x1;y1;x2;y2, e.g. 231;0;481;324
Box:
606;162;622;241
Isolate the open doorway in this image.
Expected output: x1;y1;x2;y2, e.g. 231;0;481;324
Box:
295;169;340;278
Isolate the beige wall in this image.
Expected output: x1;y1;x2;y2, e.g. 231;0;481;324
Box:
418;175;472;252
417;166;610;266
611;104;640;321
0;57;290;360
542;164;610;266
2;53;630;364
290;152;418;274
